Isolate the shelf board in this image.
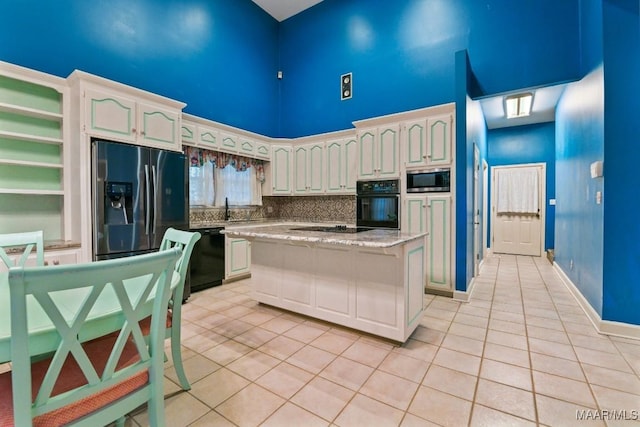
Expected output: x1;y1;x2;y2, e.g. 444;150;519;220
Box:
0;188;64;195
0;159;63;169
0;102;63;122
0;130;63;145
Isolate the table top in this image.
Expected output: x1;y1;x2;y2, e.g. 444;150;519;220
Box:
0;269;179;364
222;223;427;248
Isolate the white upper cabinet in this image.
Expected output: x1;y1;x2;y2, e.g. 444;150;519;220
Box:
238;135;256;157
219;131;239;153
326;136;356;194
254;140;270;160
82;86;182;151
293;142;324;195
270;144;292;195
404;113;453;169
197;124;220;151
357;124;400;179
404;118;428;168
181;120;197;146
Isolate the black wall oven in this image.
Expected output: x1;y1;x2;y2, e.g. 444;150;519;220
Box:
356;179;400;229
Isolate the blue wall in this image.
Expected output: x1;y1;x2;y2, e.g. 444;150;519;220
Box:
0;0;280;136
555;67;604;317
455;50;488;293
278;0;580;137
487;123;556;250
601;0;640;325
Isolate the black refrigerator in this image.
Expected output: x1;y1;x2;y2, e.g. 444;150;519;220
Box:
91;139;188;261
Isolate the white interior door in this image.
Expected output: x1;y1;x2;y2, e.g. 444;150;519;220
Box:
482;160;488;260
491;164;545;256
473;145;480;276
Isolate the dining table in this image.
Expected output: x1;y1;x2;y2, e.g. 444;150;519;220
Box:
0;267;179;364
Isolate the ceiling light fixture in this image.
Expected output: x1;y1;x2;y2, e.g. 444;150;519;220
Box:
504;92;533;118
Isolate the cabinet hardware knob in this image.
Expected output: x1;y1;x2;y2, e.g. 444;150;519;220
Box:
53;260;59;265
423;155;427;159
132;128;136;133
44;261;49;266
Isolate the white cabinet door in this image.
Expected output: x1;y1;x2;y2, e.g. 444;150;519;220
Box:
404;118;428;168
404;194;427;234
238;136;255;157
293;143;324;194
427;114;453;166
326;137;356;194
325;139;344;193
137;102;181;150
308;143;324;193
293;145;309;194
378;124;400;178
344;137;357;192
358;125;399;179
426;194;451;292
255;141;270;160
226;237;251;280
85;88;137;143
271;145;292;195
358;128;377;179
198;125;219;150
219;131;239;153
181;120;197;146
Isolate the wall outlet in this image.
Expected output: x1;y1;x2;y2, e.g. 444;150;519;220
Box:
596;191;602;205
267;206;273;213
549;199;556;206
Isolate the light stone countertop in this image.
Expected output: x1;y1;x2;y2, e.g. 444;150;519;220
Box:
221;223;427;248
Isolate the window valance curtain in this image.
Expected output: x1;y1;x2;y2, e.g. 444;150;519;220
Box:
186;146;265;183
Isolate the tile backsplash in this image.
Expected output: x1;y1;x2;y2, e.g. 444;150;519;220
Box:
263;195;355;223
189;195;355;225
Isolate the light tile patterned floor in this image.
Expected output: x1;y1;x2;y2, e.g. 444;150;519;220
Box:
127;254;640;426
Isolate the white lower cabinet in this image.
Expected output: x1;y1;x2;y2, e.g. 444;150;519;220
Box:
426;194;451;293
225;237;251;281
0;248;79;272
403;194;452;294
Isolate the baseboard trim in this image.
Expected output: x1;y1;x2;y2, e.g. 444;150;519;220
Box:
453;276;476;302
553;262;640;341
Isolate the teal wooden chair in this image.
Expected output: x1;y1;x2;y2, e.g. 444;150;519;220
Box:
0;248;181;427
0;230;44;269
148;228;201;391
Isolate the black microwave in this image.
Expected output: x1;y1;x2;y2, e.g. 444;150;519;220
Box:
406;168;450;193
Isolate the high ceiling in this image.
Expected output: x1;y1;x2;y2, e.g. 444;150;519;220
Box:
252;0;324;21
251;0;566;129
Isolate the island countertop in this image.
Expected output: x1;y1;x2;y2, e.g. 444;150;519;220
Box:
221;223;427;248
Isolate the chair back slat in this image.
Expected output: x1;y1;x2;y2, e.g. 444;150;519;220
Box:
8;247;180;426
160;228;201;300
0;230;44;269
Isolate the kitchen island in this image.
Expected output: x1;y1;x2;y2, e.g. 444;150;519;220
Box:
223;224;427;342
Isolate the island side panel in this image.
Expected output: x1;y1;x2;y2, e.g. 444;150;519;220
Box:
249;236;426;342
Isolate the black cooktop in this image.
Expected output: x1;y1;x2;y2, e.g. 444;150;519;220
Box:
290;225;372;233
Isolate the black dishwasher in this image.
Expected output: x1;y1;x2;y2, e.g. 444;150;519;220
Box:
185;227;225;300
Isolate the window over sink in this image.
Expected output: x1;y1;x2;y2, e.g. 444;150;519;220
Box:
186;147;264;207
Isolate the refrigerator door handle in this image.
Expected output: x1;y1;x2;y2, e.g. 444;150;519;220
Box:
152;164;158;234
145;164;151;235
